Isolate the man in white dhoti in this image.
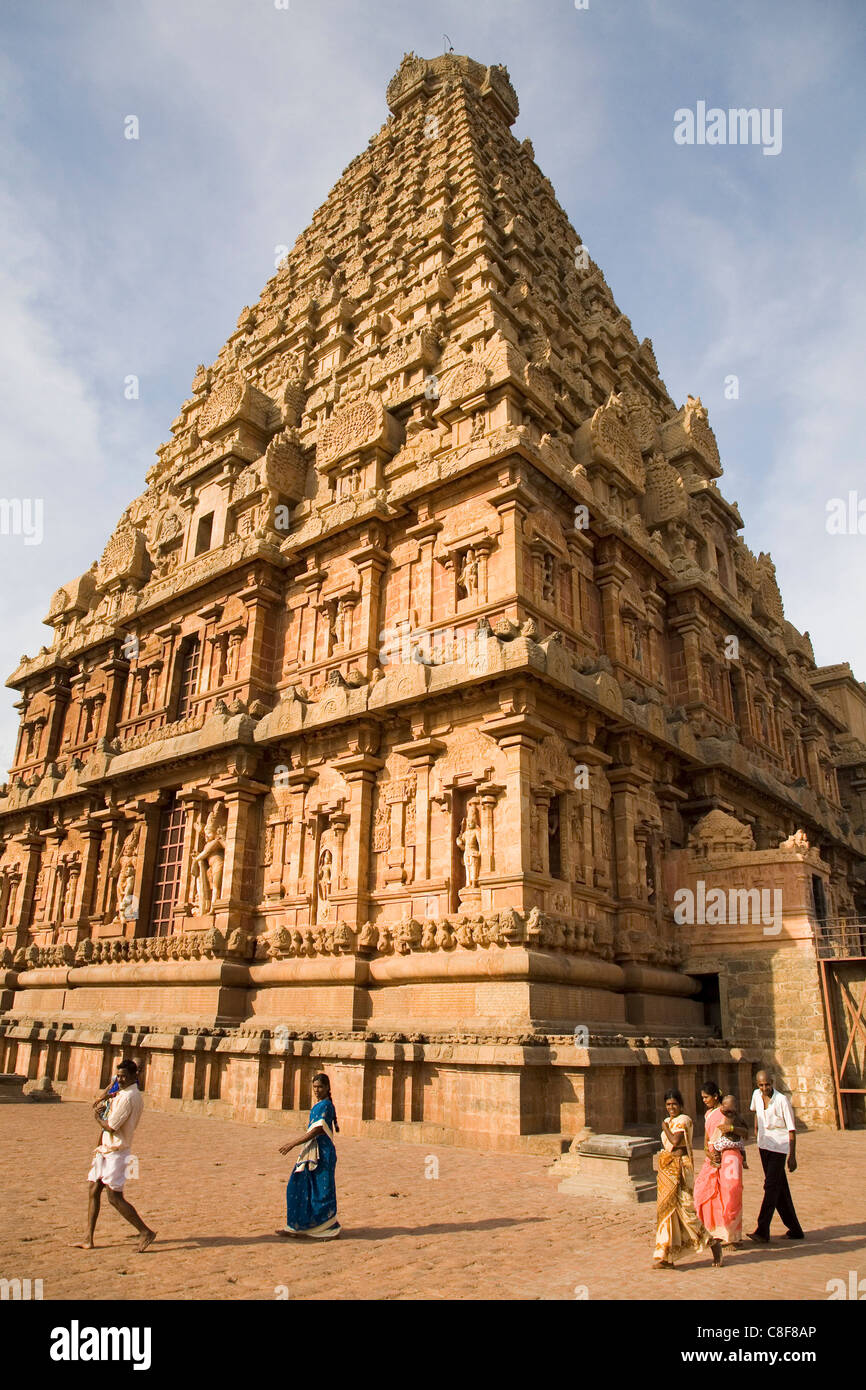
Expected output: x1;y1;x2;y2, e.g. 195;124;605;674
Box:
77;1059;156;1253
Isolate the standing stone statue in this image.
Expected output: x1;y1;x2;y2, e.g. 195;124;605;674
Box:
193;806;226;914
780;828;809;852
457;802;482;889
317;847;333;901
118;875;137;923
458;548;479;599
110;823;141;922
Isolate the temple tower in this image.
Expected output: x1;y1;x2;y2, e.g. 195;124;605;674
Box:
1;53;863;1146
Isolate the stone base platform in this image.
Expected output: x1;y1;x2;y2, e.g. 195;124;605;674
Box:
23;1075;61;1101
0;1072;27;1102
550;1133;660;1203
0;1016;752;1153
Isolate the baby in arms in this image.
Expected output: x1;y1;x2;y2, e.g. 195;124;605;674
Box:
710;1094;749;1169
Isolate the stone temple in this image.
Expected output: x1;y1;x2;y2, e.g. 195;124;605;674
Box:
1;52;864;1150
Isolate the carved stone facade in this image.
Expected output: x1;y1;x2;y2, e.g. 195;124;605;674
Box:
1;53;864;1145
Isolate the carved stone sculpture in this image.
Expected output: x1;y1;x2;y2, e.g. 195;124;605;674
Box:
457;801;482;890
193;806;226;914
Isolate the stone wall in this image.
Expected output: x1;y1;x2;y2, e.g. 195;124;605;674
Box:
672;832;839;1127
684;944;835;1127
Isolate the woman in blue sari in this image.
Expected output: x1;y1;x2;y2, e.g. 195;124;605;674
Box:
276;1073;341;1240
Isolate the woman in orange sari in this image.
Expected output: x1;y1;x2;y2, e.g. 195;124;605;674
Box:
695;1089;746;1247
653;1090;723;1269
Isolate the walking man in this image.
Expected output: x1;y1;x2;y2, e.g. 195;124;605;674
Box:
748;1069;804;1243
77;1058;156;1253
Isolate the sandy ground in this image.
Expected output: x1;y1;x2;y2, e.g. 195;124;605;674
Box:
1;1099;863;1301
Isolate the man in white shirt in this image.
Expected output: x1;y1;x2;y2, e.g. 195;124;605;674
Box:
77;1059;156;1253
748;1069;804;1243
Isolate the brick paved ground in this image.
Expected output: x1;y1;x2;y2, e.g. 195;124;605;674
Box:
1;1099;863;1301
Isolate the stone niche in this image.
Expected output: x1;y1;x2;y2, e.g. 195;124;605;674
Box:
315;394;403;496
197;373;281;454
573;391;645;495
660;394;722;481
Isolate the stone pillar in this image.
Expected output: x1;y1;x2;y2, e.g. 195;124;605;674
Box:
212;773;269;933
285;769;315;899
296;560;325;666
98;654;131;741
40;825;65;931
413;758;434;886
644;589;666;687
533;788;553;877
330;812;350;893
65;671;86;751
484;711;550;903
127;798;163;937
670;613;705;706
347;525;391;678
283;592;309;673
565;535;586;635
262;795;291;902
608;765;645;917
69;816;102;941
92;812;126;923
558;789;574;884
237;582;281;700
6;829;43;946
801;727;823;796
0;872;12;936
405;512;443;629
42;670;72;764
393;738;446;888
197;603;222;695
384;791;408;886
10;695;26;770
333;749;384;930
489;471;533;605
595;559;628;669
477;779;505;876
175;788;209;917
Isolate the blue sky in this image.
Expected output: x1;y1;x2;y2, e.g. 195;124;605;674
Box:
1;0;864;771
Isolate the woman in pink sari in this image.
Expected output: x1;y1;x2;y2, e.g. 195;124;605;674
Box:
694;1083;745;1246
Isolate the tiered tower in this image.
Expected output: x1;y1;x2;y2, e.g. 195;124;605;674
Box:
1;54;864;1146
